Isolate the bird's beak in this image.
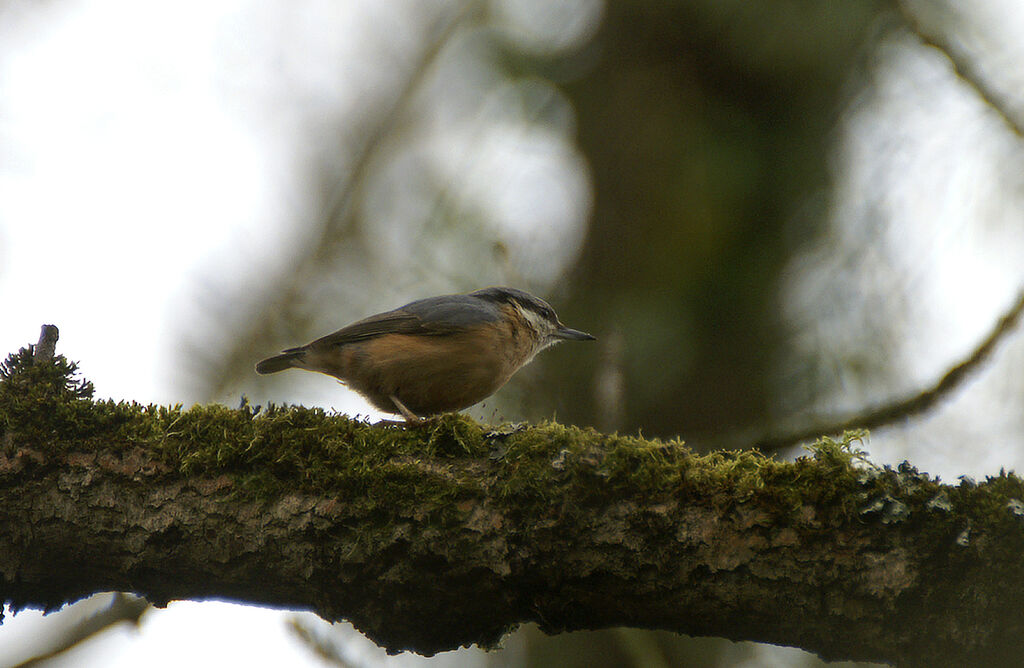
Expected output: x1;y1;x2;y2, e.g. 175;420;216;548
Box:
554;325;596;341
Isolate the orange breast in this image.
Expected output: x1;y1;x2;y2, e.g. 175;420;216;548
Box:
302;322;529;416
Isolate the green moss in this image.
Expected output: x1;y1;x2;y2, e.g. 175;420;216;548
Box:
4;342;1024;549
0;343;906;518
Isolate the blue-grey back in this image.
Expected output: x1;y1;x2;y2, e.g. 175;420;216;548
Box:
399;294;502;328
304;292;502;350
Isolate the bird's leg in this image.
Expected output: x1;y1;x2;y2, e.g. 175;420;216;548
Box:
390;395;421;423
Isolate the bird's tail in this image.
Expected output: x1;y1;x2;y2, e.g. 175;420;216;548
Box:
255;348;306;375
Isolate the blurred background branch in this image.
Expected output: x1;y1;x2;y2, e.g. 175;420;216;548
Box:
746;287;1024;450
8;594;150;668
897;0;1024;137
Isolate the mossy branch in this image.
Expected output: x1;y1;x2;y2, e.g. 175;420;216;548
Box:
2;337;1024;666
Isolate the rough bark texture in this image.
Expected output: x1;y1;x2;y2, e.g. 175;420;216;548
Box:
3;349;1024;666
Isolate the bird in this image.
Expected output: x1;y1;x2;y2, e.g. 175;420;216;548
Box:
255;286;595;421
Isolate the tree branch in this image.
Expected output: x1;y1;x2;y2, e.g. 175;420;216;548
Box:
2;338;1024;666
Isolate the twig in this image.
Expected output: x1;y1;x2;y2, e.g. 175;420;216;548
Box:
33;325;58;363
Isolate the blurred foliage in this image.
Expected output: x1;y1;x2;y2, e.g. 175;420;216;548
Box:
536;1;888;442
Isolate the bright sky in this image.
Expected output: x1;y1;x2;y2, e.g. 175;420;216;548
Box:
0;0;303;405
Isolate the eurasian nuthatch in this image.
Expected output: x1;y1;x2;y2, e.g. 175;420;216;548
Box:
255;287;595;420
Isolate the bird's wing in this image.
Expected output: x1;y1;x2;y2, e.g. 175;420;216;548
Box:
302;294;502;350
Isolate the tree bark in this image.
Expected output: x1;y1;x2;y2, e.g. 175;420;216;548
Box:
2;349;1024;666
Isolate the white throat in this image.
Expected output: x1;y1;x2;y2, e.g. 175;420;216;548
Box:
514;303;559;359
